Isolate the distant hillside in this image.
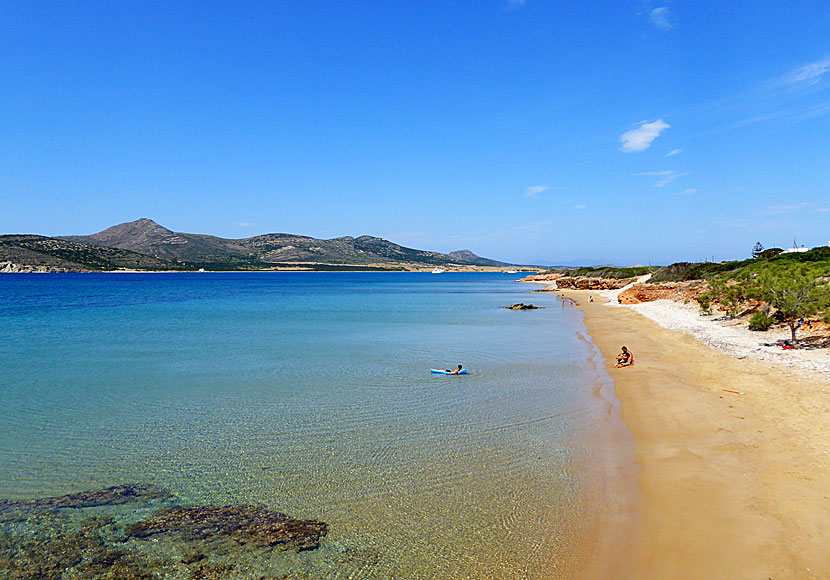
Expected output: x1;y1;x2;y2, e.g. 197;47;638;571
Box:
0;235;183;272
447;249;511;267
57;218;513;271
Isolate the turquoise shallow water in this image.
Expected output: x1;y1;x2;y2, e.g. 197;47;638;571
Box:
0;272;621;578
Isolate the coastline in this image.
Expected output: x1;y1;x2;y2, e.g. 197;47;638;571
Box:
561;288;830;578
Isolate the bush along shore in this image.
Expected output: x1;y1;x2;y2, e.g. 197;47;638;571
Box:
522;245;830;350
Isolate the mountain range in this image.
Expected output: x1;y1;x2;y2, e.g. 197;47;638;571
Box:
1;219;515;272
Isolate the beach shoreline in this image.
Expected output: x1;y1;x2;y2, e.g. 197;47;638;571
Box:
554;287;830;578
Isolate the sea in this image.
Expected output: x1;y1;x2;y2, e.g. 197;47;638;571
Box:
0;272;632;579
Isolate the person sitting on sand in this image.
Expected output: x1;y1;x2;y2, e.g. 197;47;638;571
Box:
443;365;463;374
615;346;634;367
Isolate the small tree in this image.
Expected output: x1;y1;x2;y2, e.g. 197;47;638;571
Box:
750;264;830;346
751;241;764;259
707;277;746;318
695;292;713;314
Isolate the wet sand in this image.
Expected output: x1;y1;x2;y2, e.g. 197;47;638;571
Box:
568;291;830;579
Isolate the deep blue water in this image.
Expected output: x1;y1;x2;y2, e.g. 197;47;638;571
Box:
0;272;617;579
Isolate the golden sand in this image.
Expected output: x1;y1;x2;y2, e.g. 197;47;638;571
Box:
567;290;830;579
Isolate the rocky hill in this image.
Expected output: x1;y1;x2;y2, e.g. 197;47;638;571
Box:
0;235;182;272
0;218;514;272
447;249;511;267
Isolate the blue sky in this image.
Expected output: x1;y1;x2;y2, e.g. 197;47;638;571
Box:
2;1;828;265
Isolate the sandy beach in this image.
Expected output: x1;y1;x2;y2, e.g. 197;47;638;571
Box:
560;288;830;579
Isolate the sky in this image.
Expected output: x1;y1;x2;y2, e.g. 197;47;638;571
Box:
2;1;829;265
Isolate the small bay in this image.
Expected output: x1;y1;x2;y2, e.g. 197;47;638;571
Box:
0;272;624;579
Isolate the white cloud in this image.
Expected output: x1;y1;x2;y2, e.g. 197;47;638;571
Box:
782;56;830;87
620;119;670;152
574;204;587;210
504;0;526;10
649;6;674;30
636;170;686;187
791;101;830;123
684;55;830;133
761;202;809;215
677;188;697;196
236;222;258;227
816;208;830;213
512;219;552;233
524;185;552;198
666;148;682;157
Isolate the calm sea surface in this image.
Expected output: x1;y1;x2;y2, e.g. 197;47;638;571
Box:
0;272;625;578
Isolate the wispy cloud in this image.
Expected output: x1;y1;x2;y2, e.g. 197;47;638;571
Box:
712;218;793;231
676;188;697;196
728;56;830;128
236;222;258;227
780;56;830;88
512;219;553;233
394;231;428;239
620;119;670;152
791;100;830;122
504;0;526;10
636;169;686;187
648;6;674;30
524;185;552;198
672;55;830;135
574;204;587;210
816;208;830;213
761;202;809;215
666;148;682;157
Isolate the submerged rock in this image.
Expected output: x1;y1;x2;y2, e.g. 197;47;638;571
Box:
126;504;327;551
0;528;154;580
505;303;543;310
0;484;171;515
1;485;329;579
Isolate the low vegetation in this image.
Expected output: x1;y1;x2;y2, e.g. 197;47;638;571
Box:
559;265;652;279
670;249;830;345
543;244;830;347
650;246;830;282
748;312;774;331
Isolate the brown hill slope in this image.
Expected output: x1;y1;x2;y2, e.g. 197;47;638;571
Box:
61;219;510;269
0;235;182;272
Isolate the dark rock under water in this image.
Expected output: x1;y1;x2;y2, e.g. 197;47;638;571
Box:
0;484;327;579
126;504;328;550
0;483;171;513
505;303;544;310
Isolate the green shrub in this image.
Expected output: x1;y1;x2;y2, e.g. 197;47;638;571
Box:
748;312;774;331
696;293;712;314
824;311;830;324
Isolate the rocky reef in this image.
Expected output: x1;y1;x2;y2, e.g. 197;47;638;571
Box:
126;505;327;550
0;484;171;514
0;484;327;579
